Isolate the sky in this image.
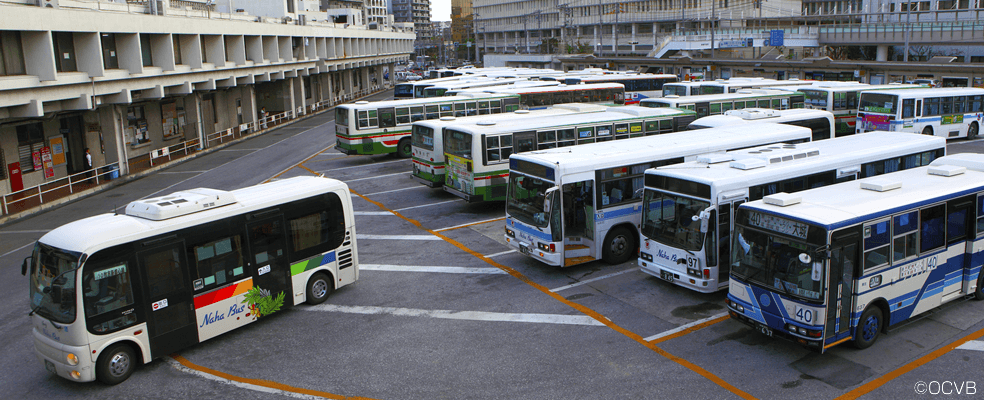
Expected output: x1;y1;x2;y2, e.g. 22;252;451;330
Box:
432;0;450;21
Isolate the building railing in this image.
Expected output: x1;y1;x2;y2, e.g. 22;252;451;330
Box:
0;87;379;219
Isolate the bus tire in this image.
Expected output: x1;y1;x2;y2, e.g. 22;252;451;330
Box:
602;226;635;265
974;272;984;301
96;343;136;385
396;138;412;158
968;122;979;140
853;307;883;350
921;126;934;136
306;272;334;305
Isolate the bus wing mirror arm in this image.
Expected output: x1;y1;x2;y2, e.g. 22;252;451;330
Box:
22;256;31;276
693;206;715;233
543;187;559;213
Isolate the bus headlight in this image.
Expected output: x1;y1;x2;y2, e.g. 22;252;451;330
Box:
640;252;653;262
505;227;515;238
66;353;79;366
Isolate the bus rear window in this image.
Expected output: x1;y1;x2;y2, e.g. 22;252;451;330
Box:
335;108;349;126
859;93;899;115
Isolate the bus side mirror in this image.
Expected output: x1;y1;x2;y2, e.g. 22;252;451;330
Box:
22;256;31;276
693;206;715;233
543;187;559;213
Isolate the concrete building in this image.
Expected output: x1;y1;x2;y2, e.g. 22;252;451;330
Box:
0;0;413;197
390;0;432;42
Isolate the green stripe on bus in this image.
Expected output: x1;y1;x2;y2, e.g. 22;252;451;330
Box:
290;259;311;276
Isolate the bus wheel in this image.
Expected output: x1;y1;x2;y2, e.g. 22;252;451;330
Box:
306;272;334;305
968;122;979;140
602;227;635;265
97;343;136;385
396;138;412;158
975;272;984;301
853;307;883;350
921;126;934;136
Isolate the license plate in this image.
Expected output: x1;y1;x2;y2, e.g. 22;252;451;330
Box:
520;244;531;255
660;270;674;282
45;360;55;374
757;323;773;338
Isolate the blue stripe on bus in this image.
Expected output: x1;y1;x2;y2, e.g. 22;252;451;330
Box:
508;218;552;241
322;251;336;265
594;206;639;221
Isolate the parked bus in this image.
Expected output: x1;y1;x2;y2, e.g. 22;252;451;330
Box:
443;106;697;203
639;132;946;293
411;104;610;188
941;76;970;88
335;92;522;157
688;108;836;140
420;78;531;98
394;76;464;98
564;74;679;103
481;83;625;108
795;83;923;136
699;78;815;95
640;89;805;118
726;153;984;352
26;176;358;384
502;123;813;267
856;87;984;138
662;81;703;97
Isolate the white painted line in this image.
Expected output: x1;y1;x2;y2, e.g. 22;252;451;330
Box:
393;199;459;212
320;158;408;173
353;211;395;216
435;217;507;232
302;304;606;326
165;358;324;400
956;340;984;351
360;264;507;274
0;242;35;258
159;171;208;174
355;234;442;240
484;250;517;258
643;312;730;342
363;186;426;196
346;171;408;182
550;269;638;292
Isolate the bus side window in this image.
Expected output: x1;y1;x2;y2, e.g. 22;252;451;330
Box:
978;195;984;236
920;204;947;253
83;247;138;333
946;198;974;245
192;236;245;289
285;193;346;260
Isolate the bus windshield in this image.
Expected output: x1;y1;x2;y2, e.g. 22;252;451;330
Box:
506;173;556;229
731;225;824;301
445;129;472;159
858;93;899;115
412;125;435;150
641;190;710;252
394;84;414;98
800;90;828;108
701;86;725;95
663;85;689;97
423;88;447;97
335;108;349;126
29;243;82;324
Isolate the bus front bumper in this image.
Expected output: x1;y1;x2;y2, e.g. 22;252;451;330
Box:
726;297;824;351
638;259;718;293
443;185;481;202
33;328;95;382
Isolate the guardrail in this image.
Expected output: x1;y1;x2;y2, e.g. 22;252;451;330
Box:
1;87;379;219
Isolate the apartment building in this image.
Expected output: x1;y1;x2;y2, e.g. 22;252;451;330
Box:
0;0;414;196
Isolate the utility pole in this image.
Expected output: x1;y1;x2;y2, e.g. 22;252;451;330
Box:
903;0;911;61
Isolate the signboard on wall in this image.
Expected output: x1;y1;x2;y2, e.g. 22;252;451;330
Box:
770;30;784;47
41;147;54;179
48;136;66;166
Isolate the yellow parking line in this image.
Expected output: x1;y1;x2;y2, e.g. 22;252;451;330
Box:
265;145;334;183
835;325;984;400
351;189;755;400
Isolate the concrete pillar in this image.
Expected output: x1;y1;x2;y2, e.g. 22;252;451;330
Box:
113;105;130;175
388;62;396;85
287;79;296;117
876;45;889;62
345;69;353;97
362;67;370;94
245;85;258;124
193;93;205;147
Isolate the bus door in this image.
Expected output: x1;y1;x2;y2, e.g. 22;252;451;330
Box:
717;197;745;283
138;239;198;358
696;102;710;118
247;215;292;314
562;179;595;263
823;228;860;352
